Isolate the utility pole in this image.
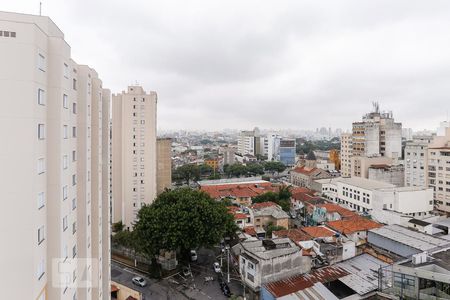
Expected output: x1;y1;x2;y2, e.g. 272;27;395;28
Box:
227;246;230;283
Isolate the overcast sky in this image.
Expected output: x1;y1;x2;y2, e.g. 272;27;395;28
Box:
5;1;450;132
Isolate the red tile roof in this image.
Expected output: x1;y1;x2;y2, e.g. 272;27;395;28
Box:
234;213;248;220
292;166;318;175
326;218;382;234
317;203;358;219
301;226;336;238
272;229;312;242
244;226;257;236
264;266;349;298
251;201;278;209
201;182;275;199
227;206;240;213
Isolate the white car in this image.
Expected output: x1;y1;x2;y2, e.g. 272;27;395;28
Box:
190;250;198;262
132;276;147;287
213;262;221;273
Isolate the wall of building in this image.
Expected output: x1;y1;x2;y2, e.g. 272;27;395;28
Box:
156;138;172;195
368;165;404;187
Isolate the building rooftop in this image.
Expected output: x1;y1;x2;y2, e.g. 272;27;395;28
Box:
317;203;358;219
252;203;290;220
200;181;275;199
301;226;336;238
338;177;396;190
327;218;382;234
239;238;300;260
369;225;450;252
272;229;312;243
408;218;431;227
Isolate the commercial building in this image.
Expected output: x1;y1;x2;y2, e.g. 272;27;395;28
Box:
340;133;352;177
279;138;296;166
404;134;433;187
427;127;450;213
237;127;261;156
0;11;110;300
266;134;281;161
112;86;157;230
350;155;393;178
156;138;172;195
220;146;236;165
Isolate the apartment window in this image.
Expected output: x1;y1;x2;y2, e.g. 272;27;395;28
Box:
62;216;68;232
38;124;45;140
63;125;68;139
63;244;68;260
72;150;77;162
73;269;76;282
63;185;68;200
37;259;45;280
38;53;45;71
88;215;91;225
72;221;77;234
37;192;45;209
72;198;77;210
38;225;45;244
63;94;68;108
63;63;69;78
72;174;77;186
73;292;77;300
63;155;68;169
140;120;145;125
72;126;77;138
73;78;77;90
72;244;77;258
37;88;45;105
72;102;77;114
87;83;91;95
37;158;45;174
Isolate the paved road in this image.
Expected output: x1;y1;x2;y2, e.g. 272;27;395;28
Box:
111;248;245;300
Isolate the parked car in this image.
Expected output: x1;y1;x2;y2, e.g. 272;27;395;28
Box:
218;277;231;297
190;249;198;262
213;262;221;273
132;276;147;287
182;266;191;277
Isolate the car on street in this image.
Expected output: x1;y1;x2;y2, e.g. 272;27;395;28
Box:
132;276;147;287
218;277;231;297
190;249;198;262
213;262;221;273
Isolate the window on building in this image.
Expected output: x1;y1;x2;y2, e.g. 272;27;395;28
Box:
72;102;77;114
38;124;45;140
72;221;77;234
73;78;77;90
63;185;68;200
63;216;68;232
72;198;77;210
63;63;69;78
37;259;45;280
72;244;77;258
37;192;45;209
72;126;77;138
38;225;45;244
63;155;68;169
38;88;45;105
72;150;77;162
38;53;46;71
72;174;77;186
37;158;45;174
63;94;68;108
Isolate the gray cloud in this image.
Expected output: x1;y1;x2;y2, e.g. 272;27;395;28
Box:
5;0;450;131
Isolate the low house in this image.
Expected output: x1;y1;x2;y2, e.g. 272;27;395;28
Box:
290;166;332;189
407;218;433;234
233;238;312;292
326;217;382;246
227;206;251;229
250;202;290;230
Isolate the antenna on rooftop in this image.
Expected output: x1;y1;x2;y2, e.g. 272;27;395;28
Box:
39;2;42;16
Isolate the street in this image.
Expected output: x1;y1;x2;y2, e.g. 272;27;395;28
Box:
111;248;245;300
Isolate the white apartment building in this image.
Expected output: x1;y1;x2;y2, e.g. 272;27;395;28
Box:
340;133;352;177
266;133;281;161
316;177;433;219
112;86;157;230
404;135;433;187
0;11;110;300
427;127;450;213
237;127;260;156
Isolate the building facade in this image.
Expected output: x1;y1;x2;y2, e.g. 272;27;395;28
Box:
237;127;260;156
279;138;296;166
0;11;110;300
404;135;433;187
340;133;352;177
112;86;157;230
156;138;172;195
368;164;404;187
427;127;450;213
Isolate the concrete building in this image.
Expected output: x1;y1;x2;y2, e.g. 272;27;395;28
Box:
279;138;296;166
340;133;352;177
112;86;157;230
352;103;402;159
237;127;261;156
351;155;393;178
266;134;281;161
234;238;311;292
0;11;110;300
250;202;290;229
404;134;433;187
290;165;332;189
316;177;433;218
427;127;450;213
220;146;236;165
368;164;404;186
156;138;172;195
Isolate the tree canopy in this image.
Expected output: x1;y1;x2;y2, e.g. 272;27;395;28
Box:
133;188;237;257
252;185;292;212
172;164;200;184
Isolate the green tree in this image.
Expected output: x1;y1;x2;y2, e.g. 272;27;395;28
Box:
112;230;138;249
133;188;238;257
112;221;125;233
174;164;200;184
266;223;286;237
246;163;265;176
226;163;248;178
198;163;214;176
264;161;286;174
251;186;292;212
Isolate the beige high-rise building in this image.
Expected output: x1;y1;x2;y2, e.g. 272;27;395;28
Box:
157;138;172;195
427;128;450;213
0;11;110;300
112;86;157;230
340;133;352;177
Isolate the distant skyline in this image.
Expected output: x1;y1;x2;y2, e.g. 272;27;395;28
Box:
5;0;450;131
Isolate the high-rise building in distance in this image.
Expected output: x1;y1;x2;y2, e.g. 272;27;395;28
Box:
112;86;157;230
0;11;110;300
156;138;172;195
